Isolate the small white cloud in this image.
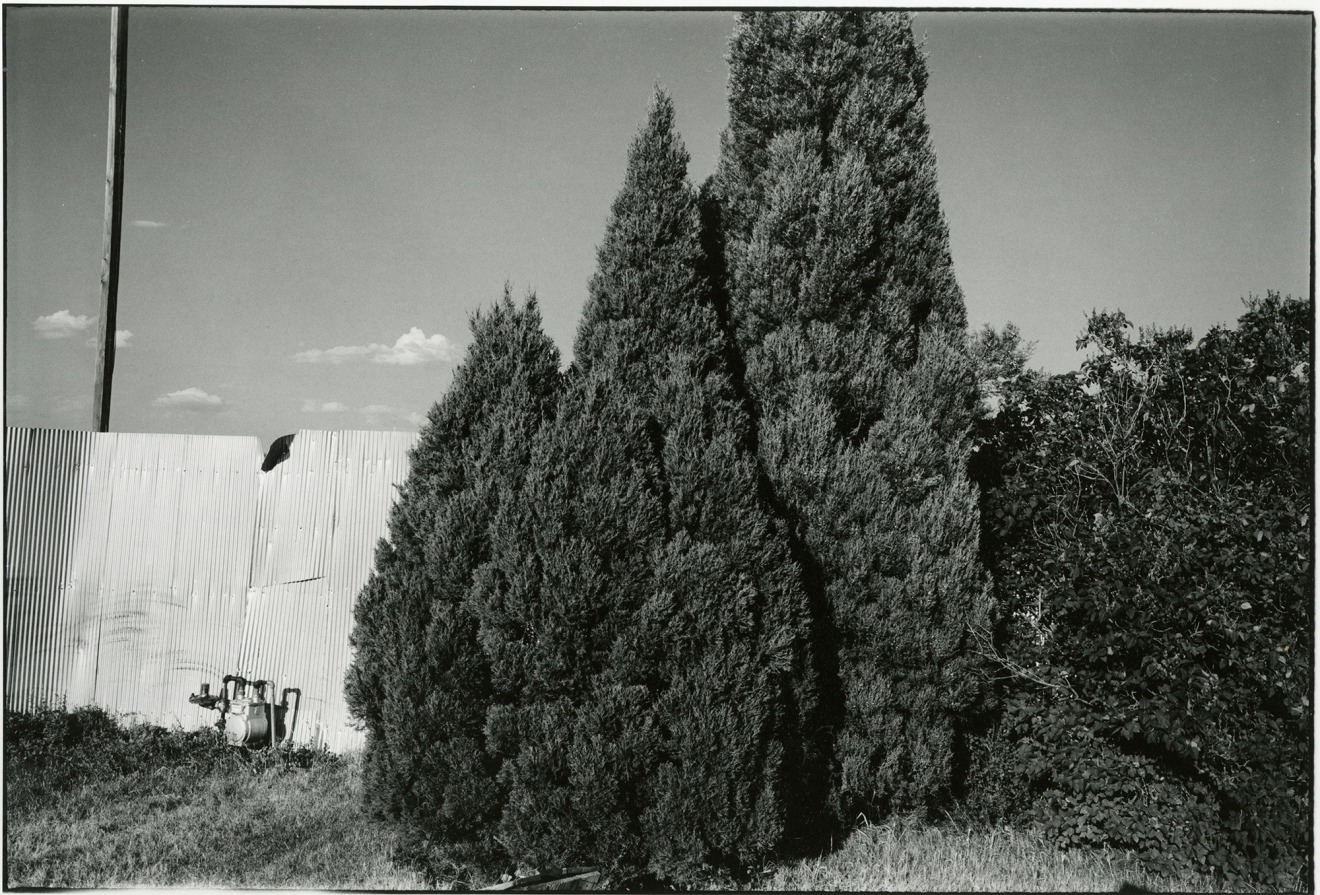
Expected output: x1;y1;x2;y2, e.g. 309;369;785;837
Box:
294;327;457;366
301;399;349;413
34;310;93;339
154;387;225;411
131;220;169;228
377;327;458;365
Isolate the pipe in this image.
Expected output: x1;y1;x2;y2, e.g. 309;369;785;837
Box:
265;680;277;748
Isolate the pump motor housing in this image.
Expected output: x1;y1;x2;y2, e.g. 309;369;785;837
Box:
188;675;299;749
223;693;284;747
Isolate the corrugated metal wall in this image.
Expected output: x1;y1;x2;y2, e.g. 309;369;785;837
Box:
239;429;417;751
4;428;418;751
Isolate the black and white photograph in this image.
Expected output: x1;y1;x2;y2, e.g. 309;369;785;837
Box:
4;3;1312;891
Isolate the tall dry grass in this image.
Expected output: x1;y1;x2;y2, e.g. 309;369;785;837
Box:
756;815;1234;893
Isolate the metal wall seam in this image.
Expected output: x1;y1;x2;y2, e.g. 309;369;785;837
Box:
239;429;338;745
236;429;416;749
250;430;337;589
320;429;417;751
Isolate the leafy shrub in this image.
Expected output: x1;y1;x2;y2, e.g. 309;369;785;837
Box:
971;294;1312;887
5;705;239;808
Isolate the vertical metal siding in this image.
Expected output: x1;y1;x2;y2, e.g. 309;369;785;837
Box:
5;427;417;747
6;430;264;727
249;430;337;589
321;430;415;751
5;428;97;712
240;428;343;747
63;434;119;708
92;433;260;728
160;434;262;729
238;577;336;747
237;429;416;750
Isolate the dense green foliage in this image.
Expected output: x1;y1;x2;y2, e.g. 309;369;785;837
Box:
344;293;562;874
344;10;1308;888
346;92;835;887
711;10;989;820
970;294;1312;888
467;93;826;884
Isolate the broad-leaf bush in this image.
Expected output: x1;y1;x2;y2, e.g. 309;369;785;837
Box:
972;294;1311;887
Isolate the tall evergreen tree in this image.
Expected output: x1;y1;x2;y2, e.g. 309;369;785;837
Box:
470;92;827;884
344;291;561;875
711;11;991;819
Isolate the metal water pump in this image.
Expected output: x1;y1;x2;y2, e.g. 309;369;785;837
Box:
188;674;300;748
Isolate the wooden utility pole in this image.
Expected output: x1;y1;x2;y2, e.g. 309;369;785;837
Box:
92;6;129;432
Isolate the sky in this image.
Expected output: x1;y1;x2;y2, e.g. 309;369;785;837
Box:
5;8;1312;448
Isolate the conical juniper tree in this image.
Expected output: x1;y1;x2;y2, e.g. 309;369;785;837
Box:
711;10;991;819
578;91;830;871
468;91;826;885
344;291;562;876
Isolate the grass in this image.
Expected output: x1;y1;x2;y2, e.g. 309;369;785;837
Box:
754;816;1233;892
5;705;422;889
5;707;1243;892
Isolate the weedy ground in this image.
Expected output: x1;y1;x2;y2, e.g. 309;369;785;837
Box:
4;705;422;889
5;707;1236;892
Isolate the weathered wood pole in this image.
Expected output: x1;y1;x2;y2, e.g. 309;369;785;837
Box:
92;6;129;432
